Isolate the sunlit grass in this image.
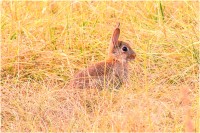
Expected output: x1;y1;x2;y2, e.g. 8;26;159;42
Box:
1;1;199;132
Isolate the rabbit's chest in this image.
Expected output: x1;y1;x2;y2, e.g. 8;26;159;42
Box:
112;63;128;78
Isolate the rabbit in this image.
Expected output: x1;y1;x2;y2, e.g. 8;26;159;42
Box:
68;23;136;90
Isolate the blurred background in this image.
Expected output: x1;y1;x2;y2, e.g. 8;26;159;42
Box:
1;1;199;132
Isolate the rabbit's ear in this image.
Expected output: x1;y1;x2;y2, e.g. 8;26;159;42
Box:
109;23;120;57
112;27;120;46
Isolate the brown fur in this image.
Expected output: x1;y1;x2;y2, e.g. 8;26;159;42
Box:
68;23;136;89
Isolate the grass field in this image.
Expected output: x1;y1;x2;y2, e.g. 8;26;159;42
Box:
1;1;199;132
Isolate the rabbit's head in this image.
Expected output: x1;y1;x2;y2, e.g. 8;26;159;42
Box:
108;23;136;63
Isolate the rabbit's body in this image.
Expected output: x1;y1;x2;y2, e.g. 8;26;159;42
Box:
69;58;128;89
68;23;136;89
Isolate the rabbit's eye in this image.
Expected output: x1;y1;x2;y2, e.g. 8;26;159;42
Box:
122;46;128;52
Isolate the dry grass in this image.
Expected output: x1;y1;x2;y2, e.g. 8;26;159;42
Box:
1;1;199;132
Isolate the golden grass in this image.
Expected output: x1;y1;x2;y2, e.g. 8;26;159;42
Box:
1;1;199;132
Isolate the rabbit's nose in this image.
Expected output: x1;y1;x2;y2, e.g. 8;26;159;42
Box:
130;52;136;59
